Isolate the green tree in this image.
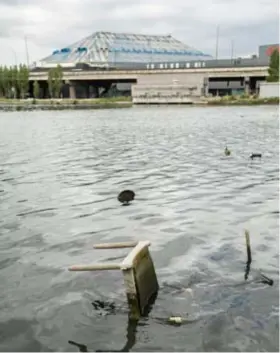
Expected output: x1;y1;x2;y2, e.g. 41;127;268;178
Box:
48;68;55;98
267;49;279;82
48;65;64;98
53;64;63;98
33;80;40;99
10;65;18;98
3;66;11;98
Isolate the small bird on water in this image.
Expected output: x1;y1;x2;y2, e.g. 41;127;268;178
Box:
250;153;262;160
117;190;135;205
224;146;231;156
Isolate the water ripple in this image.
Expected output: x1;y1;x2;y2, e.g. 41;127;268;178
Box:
0;106;278;352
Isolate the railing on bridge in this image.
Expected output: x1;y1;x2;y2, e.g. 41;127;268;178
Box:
31;57;269;73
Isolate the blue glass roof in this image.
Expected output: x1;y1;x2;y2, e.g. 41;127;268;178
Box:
40;31;212;65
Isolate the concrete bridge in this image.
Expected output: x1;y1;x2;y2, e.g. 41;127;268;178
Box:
29;66;268;81
28;65;268;100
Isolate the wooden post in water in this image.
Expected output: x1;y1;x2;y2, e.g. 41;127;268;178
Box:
68;240;159;319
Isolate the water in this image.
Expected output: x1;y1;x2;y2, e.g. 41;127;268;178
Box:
0;105;279;352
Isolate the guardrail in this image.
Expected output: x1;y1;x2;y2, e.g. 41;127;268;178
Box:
32;57;269;72
29;66;268;80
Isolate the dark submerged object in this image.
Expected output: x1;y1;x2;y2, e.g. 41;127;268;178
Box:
250;153;262;159
118;190;135;205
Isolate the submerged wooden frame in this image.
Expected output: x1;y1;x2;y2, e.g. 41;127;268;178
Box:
68;240;159;319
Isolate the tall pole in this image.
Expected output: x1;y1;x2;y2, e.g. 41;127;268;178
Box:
230;39;234;61
24;35;30;67
215;25;220;60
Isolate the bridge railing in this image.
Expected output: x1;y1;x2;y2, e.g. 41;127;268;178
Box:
31;57;269;73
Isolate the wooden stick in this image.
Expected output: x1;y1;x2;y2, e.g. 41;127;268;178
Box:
244;229;252;280
68;263;121;271
93;241;140;249
245;230;252;264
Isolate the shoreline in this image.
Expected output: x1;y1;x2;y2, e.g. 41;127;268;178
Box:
0;97;278;111
0;98;133;111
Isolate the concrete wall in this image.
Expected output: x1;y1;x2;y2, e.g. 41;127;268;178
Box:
259;82;279;98
136;72;205;96
29;66;268;82
132;84;204;104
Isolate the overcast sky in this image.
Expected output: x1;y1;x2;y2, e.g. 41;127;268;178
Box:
0;0;279;65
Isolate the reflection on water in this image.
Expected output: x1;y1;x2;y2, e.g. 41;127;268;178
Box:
69;293;158;352
0;106;279;352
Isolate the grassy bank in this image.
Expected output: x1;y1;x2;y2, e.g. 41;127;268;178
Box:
206;95;279;106
0;95;278;111
0;96;133;111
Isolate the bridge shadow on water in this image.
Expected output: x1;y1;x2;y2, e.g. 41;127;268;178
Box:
68;292;158;352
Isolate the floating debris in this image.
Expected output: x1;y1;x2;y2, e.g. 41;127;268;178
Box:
118;190;135;205
243;231;274;286
244;229;252;280
168;316;183;325
259;273;274;286
68;340;88;352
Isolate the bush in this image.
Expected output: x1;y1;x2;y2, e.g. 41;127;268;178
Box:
240;93;250;99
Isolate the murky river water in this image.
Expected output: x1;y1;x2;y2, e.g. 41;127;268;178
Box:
0;105;279;352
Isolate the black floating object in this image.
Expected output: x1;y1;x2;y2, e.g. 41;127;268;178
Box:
260;273;274;286
250;153;262;160
118;190;135;205
68;340;88;352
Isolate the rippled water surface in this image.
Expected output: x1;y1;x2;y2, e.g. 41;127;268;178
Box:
0;106;279;352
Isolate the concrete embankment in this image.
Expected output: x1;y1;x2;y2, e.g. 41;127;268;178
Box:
206;96;279;106
0;98;133;112
0;96;278;111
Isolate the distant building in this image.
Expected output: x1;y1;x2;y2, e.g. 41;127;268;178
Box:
258;44;280;61
37;31;212;68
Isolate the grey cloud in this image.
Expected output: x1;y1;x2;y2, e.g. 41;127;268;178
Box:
0;0;278;63
0;17;27;38
0;0;37;6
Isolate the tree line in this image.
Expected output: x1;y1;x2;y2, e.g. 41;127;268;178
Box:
0;64;64;99
0;65;30;99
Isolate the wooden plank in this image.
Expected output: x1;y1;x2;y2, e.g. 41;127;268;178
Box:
68;263;121;271
134;250;159;311
120;241;151;270
93;241;139;249
122;268;141;320
120;241;158;316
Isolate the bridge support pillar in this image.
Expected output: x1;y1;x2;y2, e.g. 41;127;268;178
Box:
92;86;99;98
244;76;250;95
69;82;76;99
203;77;209;96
